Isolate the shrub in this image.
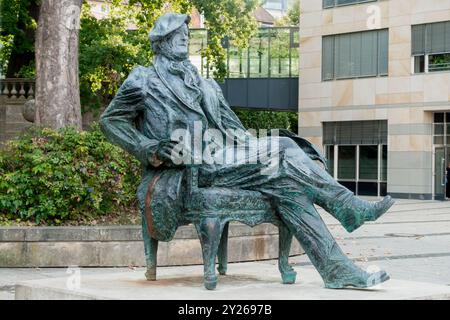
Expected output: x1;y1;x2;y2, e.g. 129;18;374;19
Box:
234;109;299;134
0;123;140;225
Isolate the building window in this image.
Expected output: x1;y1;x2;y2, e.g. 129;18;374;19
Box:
359;145;378;180
432;112;450;145
323;120;388;145
322;29;389;81
325;145;335;176
323;0;377;9
338;146;357;180
412;21;450;74
325;144;387;196
323;120;388;197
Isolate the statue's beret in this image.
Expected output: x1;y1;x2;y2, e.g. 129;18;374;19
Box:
149;13;191;43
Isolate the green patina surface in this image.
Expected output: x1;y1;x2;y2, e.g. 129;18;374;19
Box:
100;13;395;290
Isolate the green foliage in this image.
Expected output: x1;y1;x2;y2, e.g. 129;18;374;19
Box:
189;0;259;79
287;1;300;26
0;34;14;77
1;0;267;115
0;0;37;50
274;0;300;27
123;0;258;79
79;2;150;113
15;59;35;77
429;53;450;71
0;123;141;225
0;0;37;53
78;0;259;113
1;0;258;80
0;0;38;76
235;109;298;134
1;0;258;113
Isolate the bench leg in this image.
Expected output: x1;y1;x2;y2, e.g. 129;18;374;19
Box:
142;217;158;281
195;218;223;290
278;224;297;284
217;222;229;275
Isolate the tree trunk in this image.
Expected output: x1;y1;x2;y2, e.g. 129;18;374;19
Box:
35;0;82;129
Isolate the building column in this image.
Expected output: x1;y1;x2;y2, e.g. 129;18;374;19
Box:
387;108;433;200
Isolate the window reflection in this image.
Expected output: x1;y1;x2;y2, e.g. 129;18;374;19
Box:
189;27;298;79
338;146;356;180
359;145;378;180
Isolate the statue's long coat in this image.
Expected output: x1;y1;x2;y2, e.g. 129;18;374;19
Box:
100;56;325;242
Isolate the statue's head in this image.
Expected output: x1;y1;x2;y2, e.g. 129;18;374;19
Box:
149;13;191;61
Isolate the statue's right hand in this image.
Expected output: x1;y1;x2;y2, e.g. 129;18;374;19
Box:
156;140;179;164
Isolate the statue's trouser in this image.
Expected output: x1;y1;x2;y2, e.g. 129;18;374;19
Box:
202;137;372;285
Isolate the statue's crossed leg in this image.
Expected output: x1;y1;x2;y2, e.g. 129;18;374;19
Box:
206;137;393;288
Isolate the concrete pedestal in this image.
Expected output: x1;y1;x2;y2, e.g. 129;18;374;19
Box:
15;261;450;300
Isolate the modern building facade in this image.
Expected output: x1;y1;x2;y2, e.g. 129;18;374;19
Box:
299;0;450;200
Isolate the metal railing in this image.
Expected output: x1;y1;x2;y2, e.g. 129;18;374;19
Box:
429;62;450;72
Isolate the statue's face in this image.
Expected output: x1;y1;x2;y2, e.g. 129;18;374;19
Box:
167;24;189;58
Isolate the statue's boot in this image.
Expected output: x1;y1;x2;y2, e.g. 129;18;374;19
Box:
333;195;395;233
324;267;390;289
276;194;390;289
320;243;390;289
315;185;395;232
298;229;391;289
351;195;395;223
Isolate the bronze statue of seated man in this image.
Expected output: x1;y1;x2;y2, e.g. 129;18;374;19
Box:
100;13;395;289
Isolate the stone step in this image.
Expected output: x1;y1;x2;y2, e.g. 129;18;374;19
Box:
14;262;450;300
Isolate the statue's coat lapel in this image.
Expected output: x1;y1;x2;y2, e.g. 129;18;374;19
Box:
153;58;205;117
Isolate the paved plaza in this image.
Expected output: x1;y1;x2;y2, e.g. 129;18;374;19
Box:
2;198;450;299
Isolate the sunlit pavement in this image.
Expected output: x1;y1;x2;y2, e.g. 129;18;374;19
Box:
279;198;450;286
1;198;450;299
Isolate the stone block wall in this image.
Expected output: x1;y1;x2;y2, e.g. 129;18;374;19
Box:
299;0;450;199
0;224;304;267
0;97;33;143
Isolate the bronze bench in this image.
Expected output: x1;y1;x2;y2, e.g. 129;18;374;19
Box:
142;167;297;290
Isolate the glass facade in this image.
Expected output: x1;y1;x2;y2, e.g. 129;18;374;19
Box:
322;29;389;80
432;113;450;200
188;29;208;77
324;121;388;197
325;145;334;177
359;145;378;180
338;146;356;180
381;145;388;182
323;120;388;145
189;27;299;79
432;112;450;145
325;144;387;196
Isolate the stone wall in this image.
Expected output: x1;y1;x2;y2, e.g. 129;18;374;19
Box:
298;0;450;199
0;224;304;268
0;79;35;143
0;97;33;143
